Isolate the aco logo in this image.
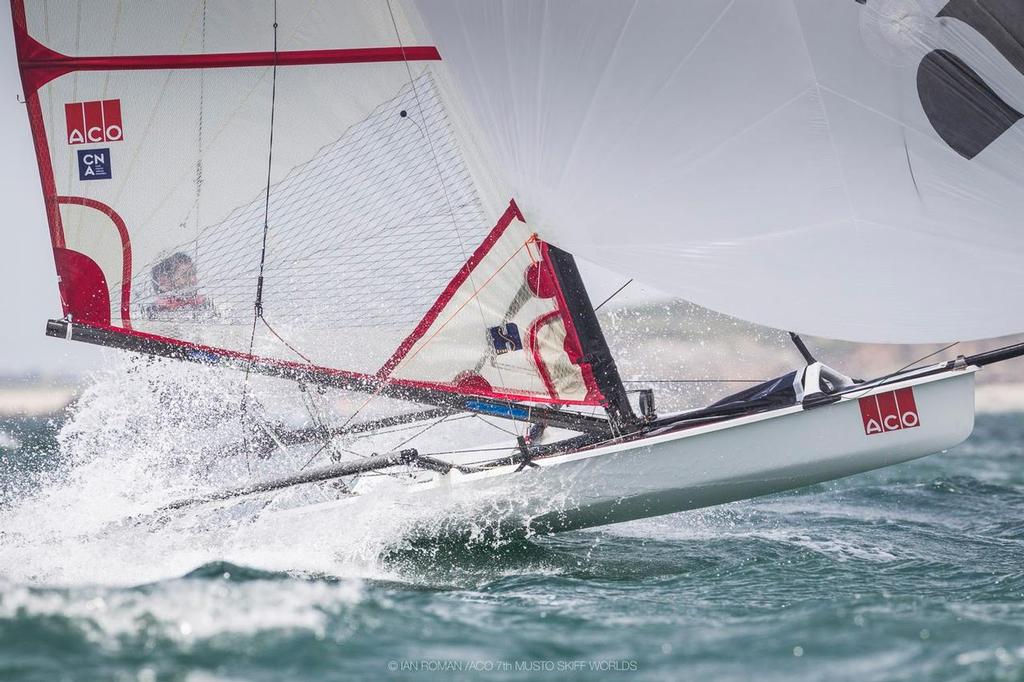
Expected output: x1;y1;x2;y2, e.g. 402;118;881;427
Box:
858;387;920;436
65;99;124;145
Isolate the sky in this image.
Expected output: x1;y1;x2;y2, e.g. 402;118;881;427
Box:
0;5;104;374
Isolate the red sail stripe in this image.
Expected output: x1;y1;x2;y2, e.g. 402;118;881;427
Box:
527;310;563;400
15;25;441;94
56;196;133;329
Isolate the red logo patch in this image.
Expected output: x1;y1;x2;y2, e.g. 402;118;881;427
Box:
65;99;123;145
859;387;920;435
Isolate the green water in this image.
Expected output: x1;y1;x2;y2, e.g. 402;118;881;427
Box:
1;413;1022;681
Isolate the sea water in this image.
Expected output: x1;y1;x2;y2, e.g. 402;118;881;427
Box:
1;367;1022;681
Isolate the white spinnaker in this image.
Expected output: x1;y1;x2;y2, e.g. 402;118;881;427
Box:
414;0;1024;343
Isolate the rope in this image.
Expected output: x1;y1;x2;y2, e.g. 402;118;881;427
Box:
253;4;279;321
846;341;960;400
594;279;633;311
391;414;452;451
624;379;768;384
261;316;314;364
472;414;521;437
192;0;206;261
381;0;524;439
238;2;280;474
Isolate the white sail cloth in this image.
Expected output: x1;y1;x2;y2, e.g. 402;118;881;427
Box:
414;0;1024;343
13;0;603;405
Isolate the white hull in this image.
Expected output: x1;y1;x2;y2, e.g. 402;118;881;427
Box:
257;367;976;538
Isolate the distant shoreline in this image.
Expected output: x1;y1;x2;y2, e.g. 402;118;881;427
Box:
3;381;1024;420
975;383;1024;414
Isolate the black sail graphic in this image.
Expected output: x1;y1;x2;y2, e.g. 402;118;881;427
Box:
918;0;1024;158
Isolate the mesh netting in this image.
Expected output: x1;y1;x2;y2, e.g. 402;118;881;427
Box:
132;72;488;338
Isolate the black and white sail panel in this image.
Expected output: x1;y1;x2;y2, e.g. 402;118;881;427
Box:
415;0;1024;343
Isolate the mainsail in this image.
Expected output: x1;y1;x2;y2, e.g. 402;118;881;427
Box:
415;0;1024;343
12;0;626;422
20;0;1024;423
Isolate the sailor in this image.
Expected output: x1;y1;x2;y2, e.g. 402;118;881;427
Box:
145;252;215;319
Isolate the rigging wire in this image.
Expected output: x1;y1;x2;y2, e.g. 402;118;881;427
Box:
623;378;767;384
472;414;521;437
238;1;280;475
193;0;207;260
260;316;315;364
391;413;453;451
252;2;280;324
594;279;633;312
381;0;525;440
846;341;961;400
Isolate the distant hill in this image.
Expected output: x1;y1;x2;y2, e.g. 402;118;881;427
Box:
598;299;1024;412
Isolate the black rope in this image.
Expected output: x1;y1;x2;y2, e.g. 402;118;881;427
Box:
297;441;330;471
623;378;768;384
594;278;633;311
888;341;961;376
238;3;280;474
382;0;524;439
253;3;279;322
392;414;452;451
847;341;961;400
472;414;521;437
261;316;314;364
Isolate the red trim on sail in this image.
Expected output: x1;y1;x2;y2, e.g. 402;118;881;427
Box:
21;86;70;314
377;199;525;379
12;2;63;331
53;248;111;325
22;91;63;248
13;11;441;94
537;241;605;404
56;196;133;329
527;310;563;400
13;0;64;251
378;198;604;405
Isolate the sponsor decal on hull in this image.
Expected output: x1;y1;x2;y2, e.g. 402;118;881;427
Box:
859;387;920;436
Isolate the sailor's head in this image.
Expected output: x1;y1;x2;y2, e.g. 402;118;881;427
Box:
152;252;198;294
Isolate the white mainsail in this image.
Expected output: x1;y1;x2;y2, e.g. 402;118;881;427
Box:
414;0;1024;343
13;0;609;408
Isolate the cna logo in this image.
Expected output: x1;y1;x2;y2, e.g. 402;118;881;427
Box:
77;148;112;181
858;387;920;436
916;1;1024;159
65;99;124;145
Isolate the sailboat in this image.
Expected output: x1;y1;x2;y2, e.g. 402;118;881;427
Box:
11;0;1024;537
